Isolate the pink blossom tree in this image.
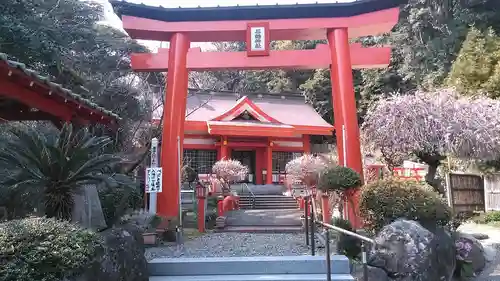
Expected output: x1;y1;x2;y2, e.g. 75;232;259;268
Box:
362;88;500;193
285;154;328;187
211;159;249;194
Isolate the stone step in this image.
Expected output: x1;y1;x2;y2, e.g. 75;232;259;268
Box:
150;274;354;281
149;256;351;276
219;226;303;233
239;200;297;204
240;197;297;202
240;205;298;210
239;195;295;199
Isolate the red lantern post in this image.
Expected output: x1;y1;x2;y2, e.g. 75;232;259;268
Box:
195;182;208;232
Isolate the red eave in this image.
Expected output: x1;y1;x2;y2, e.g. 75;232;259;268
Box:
0;57;118;125
152;119;334;136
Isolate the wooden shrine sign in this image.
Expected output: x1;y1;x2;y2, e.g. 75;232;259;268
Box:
247;22;270;57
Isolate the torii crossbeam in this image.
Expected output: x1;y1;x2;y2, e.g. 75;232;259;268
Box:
111;0;403;229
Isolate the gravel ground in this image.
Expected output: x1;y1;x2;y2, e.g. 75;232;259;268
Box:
145;232;317;260
459;223;500;281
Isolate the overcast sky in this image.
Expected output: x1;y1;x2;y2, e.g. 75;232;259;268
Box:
101;0;355;50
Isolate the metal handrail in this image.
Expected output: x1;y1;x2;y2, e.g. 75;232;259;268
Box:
304;195;373;281
242;183;256;209
317;221;374;244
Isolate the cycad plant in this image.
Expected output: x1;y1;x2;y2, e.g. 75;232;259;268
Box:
0;124;134;220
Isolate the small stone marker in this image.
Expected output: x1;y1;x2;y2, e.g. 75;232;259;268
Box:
216;216;226;229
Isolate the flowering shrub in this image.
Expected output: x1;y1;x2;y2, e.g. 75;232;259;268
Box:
285;154;327;186
455;238;474;278
211;159;248;194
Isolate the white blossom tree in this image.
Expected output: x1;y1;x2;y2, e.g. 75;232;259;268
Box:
362;88;500;193
285;154;327;187
211;159;249;194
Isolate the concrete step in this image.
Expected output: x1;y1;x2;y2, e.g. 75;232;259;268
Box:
239;195;295;199
219;226;303;233
240;206;298;210
240;199;297;203
149;256;351;276
150;274;354;281
240;204;298;208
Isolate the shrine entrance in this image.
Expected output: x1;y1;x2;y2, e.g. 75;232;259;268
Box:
111;0;402;228
231;150;256;184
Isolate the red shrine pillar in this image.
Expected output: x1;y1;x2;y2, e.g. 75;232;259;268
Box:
327;28;364;228
158;33;190;218
327;32;345;166
266;140;273;184
302;135;311;154
219;136;229;160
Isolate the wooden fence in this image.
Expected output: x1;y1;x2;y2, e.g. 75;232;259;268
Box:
484;174;500;211
447;173;485;213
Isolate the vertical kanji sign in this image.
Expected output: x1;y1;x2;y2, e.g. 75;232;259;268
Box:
246;22;270;57
146;167;163;193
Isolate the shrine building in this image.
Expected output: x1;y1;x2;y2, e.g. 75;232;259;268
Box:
153;90;333;185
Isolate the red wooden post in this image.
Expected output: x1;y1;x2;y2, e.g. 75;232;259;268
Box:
158;33;190;218
328;28;364;229
321;194;331;224
266;141;273;184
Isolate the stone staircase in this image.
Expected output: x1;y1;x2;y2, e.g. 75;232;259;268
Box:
239;194;298;210
148;255;354;281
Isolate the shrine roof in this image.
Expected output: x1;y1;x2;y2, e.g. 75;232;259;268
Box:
185;91;333;129
0;53;120;123
111;0;406;22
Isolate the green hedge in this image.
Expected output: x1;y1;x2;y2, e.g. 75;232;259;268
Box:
0;217;102;281
318;166;361;193
484;210;500;223
359;178;452;232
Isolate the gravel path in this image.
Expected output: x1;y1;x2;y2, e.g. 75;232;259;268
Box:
145;232;315;261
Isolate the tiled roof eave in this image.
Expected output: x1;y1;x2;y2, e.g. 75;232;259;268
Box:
0;53;120;121
110;0;408;22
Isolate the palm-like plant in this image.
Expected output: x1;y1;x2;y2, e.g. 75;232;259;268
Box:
0;124;134;220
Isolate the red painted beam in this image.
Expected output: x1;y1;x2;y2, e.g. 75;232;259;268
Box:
122;8;400;42
132;44;390;71
0;110;53;121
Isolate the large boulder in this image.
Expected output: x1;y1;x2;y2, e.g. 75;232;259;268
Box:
456;232;486;273
75;224;149;281
368;219;455;281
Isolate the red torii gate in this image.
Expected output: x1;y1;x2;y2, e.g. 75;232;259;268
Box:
112;0;402;228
